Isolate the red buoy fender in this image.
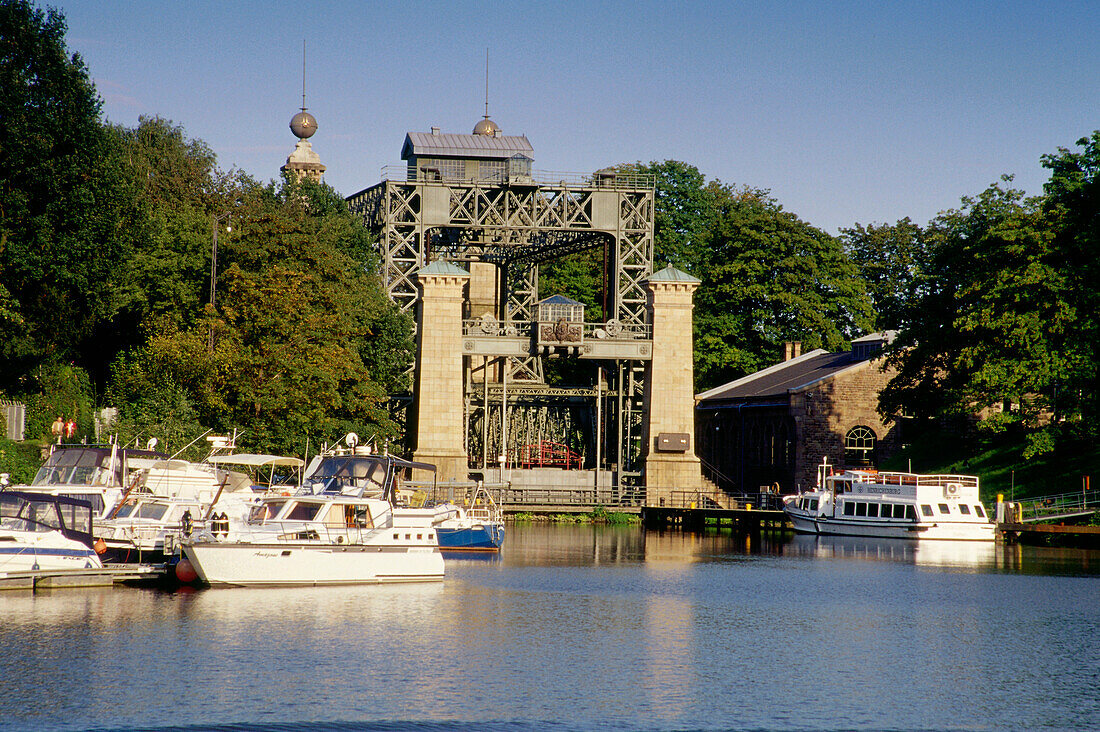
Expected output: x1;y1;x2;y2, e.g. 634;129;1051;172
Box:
175;558;198;584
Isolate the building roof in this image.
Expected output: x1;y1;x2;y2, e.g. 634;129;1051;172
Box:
402;131;534;160
648;265;700;284
696;348;875;403
417;260;470;277
538;294;584;306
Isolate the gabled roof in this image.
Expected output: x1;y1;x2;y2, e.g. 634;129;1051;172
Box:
648;265;700;284
402;131;534;160
538;294;584;306
696;348;876;403
417;260;470;277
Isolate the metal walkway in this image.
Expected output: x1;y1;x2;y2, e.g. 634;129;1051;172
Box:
1012;491;1100;524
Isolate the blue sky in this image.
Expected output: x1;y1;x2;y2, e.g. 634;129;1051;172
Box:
59;1;1099;234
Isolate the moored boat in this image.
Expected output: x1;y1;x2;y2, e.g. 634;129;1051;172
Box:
180;451;444;587
0;491;104;575
429;484;505;552
783;459;995;541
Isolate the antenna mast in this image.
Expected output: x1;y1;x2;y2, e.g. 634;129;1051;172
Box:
301;40;307;112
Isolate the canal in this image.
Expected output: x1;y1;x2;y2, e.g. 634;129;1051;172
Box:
1;524;1098;731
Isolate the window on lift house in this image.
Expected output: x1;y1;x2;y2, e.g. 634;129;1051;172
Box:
845;425;877;467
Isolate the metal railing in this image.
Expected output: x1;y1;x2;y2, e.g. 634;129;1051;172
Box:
378;166;655;190
1011;491;1100;523
404;481;644;509
462;319;651;340
660;490;787;511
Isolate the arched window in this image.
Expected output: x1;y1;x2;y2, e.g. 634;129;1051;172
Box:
845;426;877;466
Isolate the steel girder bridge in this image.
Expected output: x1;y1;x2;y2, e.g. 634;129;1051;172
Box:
347;167;657;494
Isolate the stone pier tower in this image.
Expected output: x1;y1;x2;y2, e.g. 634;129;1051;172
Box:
644;266;703;505
411;261;471;482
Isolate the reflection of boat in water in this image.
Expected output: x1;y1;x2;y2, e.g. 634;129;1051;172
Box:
430;484;505;552
0;492;103;575
180;452;443;587
784;459;995;541
786;533;997;568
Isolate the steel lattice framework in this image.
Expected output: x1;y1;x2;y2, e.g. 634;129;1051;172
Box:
347;173;655;491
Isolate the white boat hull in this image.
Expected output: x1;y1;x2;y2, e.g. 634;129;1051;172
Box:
183;541;444;587
786;510;995;541
0;531;103;575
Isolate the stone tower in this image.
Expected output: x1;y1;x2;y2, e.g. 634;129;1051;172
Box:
281;47;325;184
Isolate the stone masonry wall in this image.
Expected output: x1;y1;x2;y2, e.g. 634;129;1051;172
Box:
790;358;900;491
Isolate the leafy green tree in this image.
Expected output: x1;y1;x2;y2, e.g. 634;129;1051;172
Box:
612;160;717;273
694;186;873;389
840;217;927;330
1039;131;1100;435
109;176;413;455
0;0;130;388
879;178;1069;455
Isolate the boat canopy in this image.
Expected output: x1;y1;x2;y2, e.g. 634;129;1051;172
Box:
207;454;305;468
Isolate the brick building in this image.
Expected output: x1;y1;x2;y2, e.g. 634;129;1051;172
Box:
695;332;900;494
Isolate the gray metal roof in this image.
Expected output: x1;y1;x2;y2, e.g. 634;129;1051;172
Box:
538;294;585;306
648;265;700;284
696;349;866;403
402;131;534;160
417;261;470;277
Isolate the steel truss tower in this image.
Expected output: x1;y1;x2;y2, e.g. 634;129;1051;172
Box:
348;166;656;493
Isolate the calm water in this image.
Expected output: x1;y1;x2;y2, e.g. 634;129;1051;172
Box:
1;525;1099;732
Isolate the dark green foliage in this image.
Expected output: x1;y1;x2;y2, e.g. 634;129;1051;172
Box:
108;171;413;456
878;171;1095;457
0;437;42;483
840;218;927;331
693;186;873;389
0;0;130;388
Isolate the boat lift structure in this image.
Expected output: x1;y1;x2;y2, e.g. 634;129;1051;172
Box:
346;124;665;499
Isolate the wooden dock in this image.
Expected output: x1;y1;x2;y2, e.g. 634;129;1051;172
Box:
998;522;1100;547
0;564;166;592
642;505;788;532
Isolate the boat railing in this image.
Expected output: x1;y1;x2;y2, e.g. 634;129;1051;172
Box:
871;472;979;489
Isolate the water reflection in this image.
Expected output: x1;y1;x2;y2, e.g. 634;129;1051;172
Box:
783;533;997;569
1;524;1099;732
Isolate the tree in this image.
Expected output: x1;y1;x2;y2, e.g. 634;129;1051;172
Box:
109;175;413;455
879;178;1068;455
693;186;873;389
612;160;717;273
0;0;130;389
840;217;927;331
1039;131;1100;436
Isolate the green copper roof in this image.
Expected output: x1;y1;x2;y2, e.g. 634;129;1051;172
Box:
647;265;700;284
417;260;470;277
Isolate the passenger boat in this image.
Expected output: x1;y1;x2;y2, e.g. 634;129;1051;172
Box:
783;459;995;541
430;484;505;552
179;451;444;587
0;491;103;575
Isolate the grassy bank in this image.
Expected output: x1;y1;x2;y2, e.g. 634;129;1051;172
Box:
509;506;640;524
881;428;1099;502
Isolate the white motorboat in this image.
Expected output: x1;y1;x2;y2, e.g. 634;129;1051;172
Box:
783;459;995;541
0;492;103;575
98;454;302;562
180;452;444;587
12;443;166;520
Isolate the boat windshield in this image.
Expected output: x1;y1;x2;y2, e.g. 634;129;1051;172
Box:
0;494;61;532
308;456;389;495
134;502;169;520
249;500;288;523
